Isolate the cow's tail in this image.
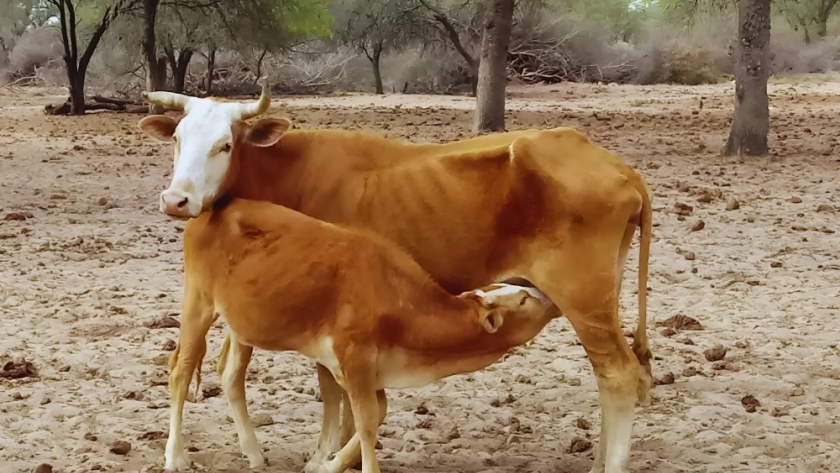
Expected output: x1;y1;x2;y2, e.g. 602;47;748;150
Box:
632;178;653;403
216;332;232;380
168;340;204;403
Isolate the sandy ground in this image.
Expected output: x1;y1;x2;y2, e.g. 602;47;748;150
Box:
0;76;839;473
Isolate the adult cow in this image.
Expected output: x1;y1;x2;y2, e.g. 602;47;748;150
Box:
139;79;653;473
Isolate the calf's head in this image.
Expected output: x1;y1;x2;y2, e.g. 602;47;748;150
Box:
461;283;560;338
137;78;291;218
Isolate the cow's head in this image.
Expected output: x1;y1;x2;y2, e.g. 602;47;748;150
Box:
137;78;291;219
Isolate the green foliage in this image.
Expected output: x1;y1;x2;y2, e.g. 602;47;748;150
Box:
218;0;334;49
559;0;649;40
0;0;43;39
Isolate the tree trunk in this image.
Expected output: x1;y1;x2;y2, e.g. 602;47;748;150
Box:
817;0;838;39
723;0;771;157
473;0;514;133
366;43;384;95
69;74;86;115
206;47;216;96
816;17;828;40
165;45;193;94
142;0;164;114
173;49;193;94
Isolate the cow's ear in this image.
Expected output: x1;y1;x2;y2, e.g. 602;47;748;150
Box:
138;115;178;141
480;309;504;334
246;118;291;148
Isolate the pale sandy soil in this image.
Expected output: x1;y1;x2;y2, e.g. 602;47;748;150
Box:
0;76;839;473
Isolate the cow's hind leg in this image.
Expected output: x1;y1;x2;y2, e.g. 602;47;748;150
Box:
616;223;653;406
538;255;640;473
164;288;215;471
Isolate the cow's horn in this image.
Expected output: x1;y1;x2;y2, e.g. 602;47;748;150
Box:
238;76;271;120
141;91;191;112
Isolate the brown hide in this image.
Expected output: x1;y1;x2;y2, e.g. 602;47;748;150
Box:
223;126;647;295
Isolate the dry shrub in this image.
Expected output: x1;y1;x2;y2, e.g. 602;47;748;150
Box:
4;27;62;82
634;40;723;85
509;10;637;84
385;45;474;95
769;25;840;74
274;46;368;94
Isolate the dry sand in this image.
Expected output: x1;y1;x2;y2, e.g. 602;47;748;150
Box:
0;77;838;473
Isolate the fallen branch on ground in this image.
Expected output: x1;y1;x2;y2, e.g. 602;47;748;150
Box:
43;96;148;115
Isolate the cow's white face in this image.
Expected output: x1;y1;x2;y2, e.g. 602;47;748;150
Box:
137;80;289;218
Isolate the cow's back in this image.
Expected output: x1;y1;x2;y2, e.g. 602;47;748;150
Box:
254;127;641;293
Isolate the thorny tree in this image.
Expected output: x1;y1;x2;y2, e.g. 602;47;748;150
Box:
48;0;133;115
776;0;839;43
334;0;423;94
473;0;514;132
723;0;770;156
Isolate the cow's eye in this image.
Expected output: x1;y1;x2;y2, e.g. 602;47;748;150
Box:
221;143;232;153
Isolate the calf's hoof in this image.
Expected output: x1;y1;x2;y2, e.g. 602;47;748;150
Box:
248;452;268;469
302;461;330;473
164;453;190;471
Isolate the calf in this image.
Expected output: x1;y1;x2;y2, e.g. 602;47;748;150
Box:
165;197;561;473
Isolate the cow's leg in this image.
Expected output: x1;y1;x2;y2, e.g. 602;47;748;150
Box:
304;363;344;473
314;389;387;473
537;255;640;473
218;332;265;468
164;289;214;471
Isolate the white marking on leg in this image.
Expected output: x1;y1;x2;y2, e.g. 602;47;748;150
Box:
599;378;635;473
164;409;189;471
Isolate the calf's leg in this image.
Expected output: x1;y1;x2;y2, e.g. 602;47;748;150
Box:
164;289;216;471
341;368;383;473
314;389;387;473
218;332;265;468
304;363;345;473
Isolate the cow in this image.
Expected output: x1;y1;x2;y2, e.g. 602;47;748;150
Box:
165;197;563;473
139;79;653;473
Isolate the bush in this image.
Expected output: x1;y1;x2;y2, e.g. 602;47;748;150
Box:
4;27;62;81
634;40;723;85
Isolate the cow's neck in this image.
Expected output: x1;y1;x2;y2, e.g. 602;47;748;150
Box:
230;130;387;218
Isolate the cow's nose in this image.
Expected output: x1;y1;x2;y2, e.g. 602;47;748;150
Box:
160;190;191;217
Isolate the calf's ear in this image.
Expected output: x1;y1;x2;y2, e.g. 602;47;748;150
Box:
480;310;504;334
138;115;178;141
246;117;292;148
